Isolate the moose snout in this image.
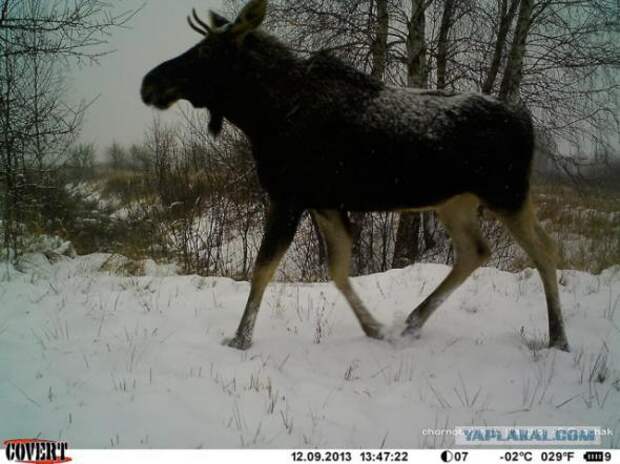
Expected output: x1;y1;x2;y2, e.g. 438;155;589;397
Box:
140;72;180;110
140;69;161;106
141;81;156;106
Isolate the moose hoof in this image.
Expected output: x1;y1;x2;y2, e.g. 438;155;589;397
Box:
549;339;570;352
401;325;422;339
363;324;385;340
223;335;252;351
401;318;423;339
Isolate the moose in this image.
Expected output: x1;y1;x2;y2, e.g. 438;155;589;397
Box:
141;0;569;352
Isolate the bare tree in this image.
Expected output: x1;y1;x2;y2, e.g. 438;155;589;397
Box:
66;143;96;179
371;0;390;80
106;141;128;170
481;0;520;94
498;0;535;102
0;0;138;258
0;0;136;62
436;0;457;89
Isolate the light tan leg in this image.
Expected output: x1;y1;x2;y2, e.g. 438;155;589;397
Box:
403;194;491;336
312;210;383;339
497;197;569;351
225;203;302;350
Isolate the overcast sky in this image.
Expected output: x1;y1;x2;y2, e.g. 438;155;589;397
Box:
73;0;224;153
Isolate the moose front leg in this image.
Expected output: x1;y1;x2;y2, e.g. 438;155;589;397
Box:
224;203;302;350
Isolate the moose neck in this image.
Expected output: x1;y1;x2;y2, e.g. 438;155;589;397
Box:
215;34;304;144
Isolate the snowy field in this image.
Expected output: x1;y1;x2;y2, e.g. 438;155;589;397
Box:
1;252;619;449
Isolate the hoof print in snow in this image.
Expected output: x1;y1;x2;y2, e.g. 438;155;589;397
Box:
463;305;479;314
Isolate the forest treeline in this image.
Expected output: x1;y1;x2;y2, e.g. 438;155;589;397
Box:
1;0;618;278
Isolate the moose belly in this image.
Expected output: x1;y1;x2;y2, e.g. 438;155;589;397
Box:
257;147;471;211
257;131;530;213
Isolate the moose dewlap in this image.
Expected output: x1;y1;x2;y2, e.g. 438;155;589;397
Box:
141;0;569;352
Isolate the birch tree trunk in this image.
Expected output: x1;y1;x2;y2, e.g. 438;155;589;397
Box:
481;0;520;94
406;0;428;88
436;0;456;90
392;0;429;268
371;0;389;81
499;0;534;103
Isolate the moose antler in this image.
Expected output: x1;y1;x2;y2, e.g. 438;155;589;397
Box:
187;8;212;36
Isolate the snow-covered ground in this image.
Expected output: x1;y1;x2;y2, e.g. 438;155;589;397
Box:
1;253;619;449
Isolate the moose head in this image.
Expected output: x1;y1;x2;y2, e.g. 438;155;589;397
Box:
140;0;268;135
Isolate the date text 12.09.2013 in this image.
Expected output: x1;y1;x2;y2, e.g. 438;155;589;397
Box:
291;451;409;462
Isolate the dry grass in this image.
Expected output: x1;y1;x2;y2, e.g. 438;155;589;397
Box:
98;168;153;205
527;182;620;273
56;167;619;278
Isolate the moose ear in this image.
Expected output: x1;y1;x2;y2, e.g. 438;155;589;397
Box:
231;0;267;39
209;11;230;29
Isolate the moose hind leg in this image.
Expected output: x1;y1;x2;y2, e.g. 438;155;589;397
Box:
497;198;569;351
312;210;383;339
225;204;302;350
403;194;490;336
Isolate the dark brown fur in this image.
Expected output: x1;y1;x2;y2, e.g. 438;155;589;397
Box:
141;0;569;352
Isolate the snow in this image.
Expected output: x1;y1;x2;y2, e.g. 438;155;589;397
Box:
1;254;619;449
